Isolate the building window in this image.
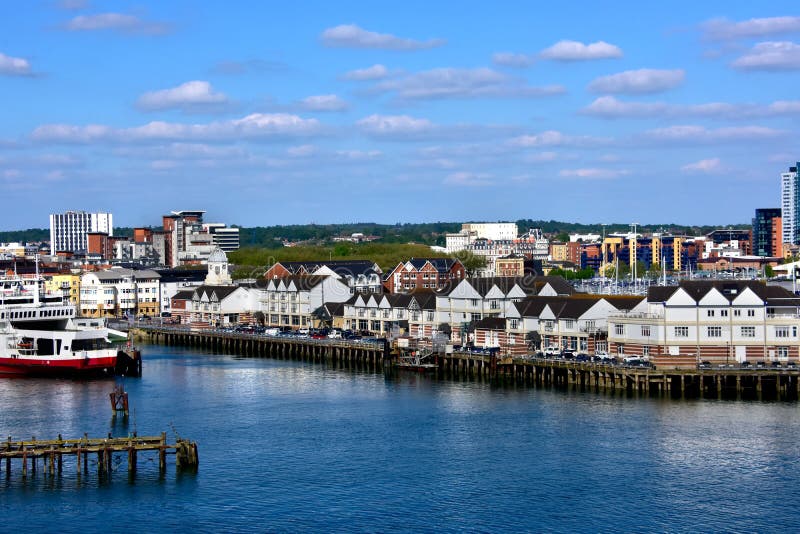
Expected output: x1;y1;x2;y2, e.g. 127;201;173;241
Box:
617;344;625;355
642;346;650;357
707;326;722;338
776;326;790;338
778;346;789;359
470;299;479;307
707;310;715;317
747;309;755;317
509;319;519;329
741;326;756;338
641;325;650;337
720;310;728;317
674;326;688;338
734;310;741;317
614;324;624;336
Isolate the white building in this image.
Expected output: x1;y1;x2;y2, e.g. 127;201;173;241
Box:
49;211;113;253
608;281;800;368
445;222;518;253
256;275;353;328
781;163;799;245
80;268;160;318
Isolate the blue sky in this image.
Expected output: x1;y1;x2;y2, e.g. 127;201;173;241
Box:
1;1;799;229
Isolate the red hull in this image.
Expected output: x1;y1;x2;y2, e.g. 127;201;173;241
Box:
0;355;117;377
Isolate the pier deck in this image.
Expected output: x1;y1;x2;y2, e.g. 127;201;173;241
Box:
1;432;198;478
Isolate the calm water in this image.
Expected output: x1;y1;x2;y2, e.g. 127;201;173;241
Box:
1;345;799;532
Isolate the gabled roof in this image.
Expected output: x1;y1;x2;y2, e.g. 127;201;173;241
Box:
172;289;196;301
406;257;459;272
193;284;240;301
410;291;437;310
438;275;571;298
282;274;328;291
276;260;381;277
647;280;798;305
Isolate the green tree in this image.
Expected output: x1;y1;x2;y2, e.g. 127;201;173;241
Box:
554;232;570;243
765;265;775;278
454;250;487;276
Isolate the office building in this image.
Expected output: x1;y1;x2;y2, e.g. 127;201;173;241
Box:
753;208;783;258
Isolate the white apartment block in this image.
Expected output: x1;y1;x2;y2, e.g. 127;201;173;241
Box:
608;281;800;369
80;268;160;318
49;211;113;253
781;164;798;245
256;275;352;328
445;222;518;253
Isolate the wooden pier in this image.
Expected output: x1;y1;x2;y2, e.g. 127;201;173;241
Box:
133;327;800;401
435;352;800;400
1;432;198;478
133;327;389;371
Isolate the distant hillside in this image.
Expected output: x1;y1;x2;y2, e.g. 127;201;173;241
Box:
1;220;751;247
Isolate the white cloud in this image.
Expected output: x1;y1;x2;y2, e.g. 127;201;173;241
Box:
540;40;622;61
703;16;800;40
64;12;170;34
492;52;535;68
444;171;493;186
299;94;348;112
527;151;559;162
356;114;435;139
320;24;444;50
342;64;389;80
509;130;611;148
372;67;565;101
0;52;32;76
136;81;228;112
559;168;628;179
681;158;723;174
582;95;800;119
588;68;685;94
335;150;383;160
644;125;785;143
732;41;800;70
287;144;317;157
31;113;322;144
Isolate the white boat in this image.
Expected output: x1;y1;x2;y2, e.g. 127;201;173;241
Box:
0;272;120;377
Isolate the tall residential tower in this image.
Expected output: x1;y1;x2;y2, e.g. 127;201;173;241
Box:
49;211;113;253
781;163;799;245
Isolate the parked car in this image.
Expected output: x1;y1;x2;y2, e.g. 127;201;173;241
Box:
327;331;342;339
543;346;560;357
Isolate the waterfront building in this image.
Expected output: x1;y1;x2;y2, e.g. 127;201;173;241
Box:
608;280;800;369
264;260;383;294
157;268;206;317
49;211;113;254
79;268;160;318
256;275;353;328
342;292;419;336
436;276;572;344
753;208;783;258
383;258;465;293
44;272;82;307
781;163;800;245
497;295;643;356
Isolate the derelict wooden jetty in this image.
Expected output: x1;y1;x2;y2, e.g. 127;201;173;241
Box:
1;432;198;478
134;327;389;370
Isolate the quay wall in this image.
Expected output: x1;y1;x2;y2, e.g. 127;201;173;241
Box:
132;327;800;401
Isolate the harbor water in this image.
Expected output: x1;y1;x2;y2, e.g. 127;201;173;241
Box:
1;344;800;532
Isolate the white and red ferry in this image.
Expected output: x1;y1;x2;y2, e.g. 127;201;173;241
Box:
0;272;121;377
